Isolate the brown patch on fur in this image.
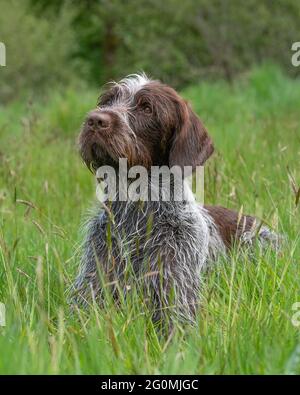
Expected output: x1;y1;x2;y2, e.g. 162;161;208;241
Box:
204;205;255;248
169;101;214;170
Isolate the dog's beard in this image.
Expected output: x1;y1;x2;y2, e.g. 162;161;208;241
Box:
90;143;118;169
79;115;154;173
83;142;152;173
79;138;116;172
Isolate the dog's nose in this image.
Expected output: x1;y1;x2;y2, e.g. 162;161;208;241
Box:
87;112;111;130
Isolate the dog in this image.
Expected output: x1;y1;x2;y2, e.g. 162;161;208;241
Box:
72;73;280;324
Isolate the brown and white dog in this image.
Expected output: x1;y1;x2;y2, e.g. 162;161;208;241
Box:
73;74;280;324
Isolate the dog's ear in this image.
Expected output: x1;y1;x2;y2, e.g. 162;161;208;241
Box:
169;101;214;171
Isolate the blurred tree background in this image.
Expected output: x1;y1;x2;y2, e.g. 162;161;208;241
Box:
0;0;299;103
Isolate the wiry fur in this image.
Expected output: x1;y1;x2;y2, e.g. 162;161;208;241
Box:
113;73;150;96
73;180;225;323
73;73;282;324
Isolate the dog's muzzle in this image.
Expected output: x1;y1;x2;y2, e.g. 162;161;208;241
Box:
86;111;112;133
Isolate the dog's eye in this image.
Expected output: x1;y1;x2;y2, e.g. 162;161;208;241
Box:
143;105;152;114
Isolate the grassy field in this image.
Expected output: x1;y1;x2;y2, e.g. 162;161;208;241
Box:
0;65;299;374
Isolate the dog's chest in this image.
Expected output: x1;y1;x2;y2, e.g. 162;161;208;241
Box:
87;201;212;279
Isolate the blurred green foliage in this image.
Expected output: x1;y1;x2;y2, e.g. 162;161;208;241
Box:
0;0;81;102
1;0;300;103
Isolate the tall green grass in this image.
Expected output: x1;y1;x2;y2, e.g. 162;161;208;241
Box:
0;65;299;374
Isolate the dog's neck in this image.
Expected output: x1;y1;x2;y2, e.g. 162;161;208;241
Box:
96;172;197;220
97;172;194;202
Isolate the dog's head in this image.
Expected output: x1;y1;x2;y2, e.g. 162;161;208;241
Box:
79;74;214;173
